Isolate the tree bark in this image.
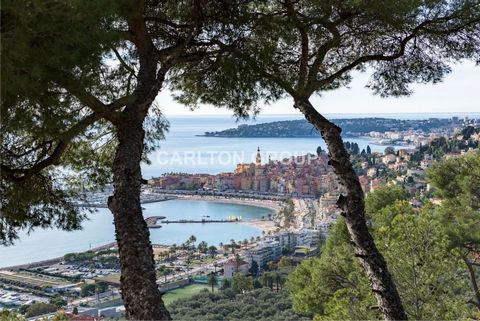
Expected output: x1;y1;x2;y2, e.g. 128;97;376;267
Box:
294;98;407;321
108;108;171;320
463;256;480;309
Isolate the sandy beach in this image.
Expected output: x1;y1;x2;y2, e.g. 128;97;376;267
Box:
173;194;282;234
175;194;282;214
237;219;277;234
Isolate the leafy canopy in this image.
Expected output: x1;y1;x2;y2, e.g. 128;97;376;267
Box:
287;187;475;320
172;0;480;115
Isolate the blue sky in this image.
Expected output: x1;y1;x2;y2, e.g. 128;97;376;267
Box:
158;61;479;116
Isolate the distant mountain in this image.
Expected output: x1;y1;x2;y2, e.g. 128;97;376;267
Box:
202;118;455;137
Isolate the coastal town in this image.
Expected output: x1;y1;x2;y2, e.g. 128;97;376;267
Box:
1;120;479;320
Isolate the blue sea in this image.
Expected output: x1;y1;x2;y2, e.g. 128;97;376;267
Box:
143;113;462;177
0;200;272;268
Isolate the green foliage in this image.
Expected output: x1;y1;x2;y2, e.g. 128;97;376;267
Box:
24;302;57;318
157;265;173;282
220;278;232;290
365;185;408;217
64;251;96;263
80;281;108;297
427;152;480;310
286;217;378;320
169;288;311;321
207;273;218;292
344;142;360;155
0;310;26;321
280;199;295;227
249;260;259;277
411;130;479;161
375;201;471;319
427;152;480;251
49;295;67;308
231;274;254;294
173;1;480;117
277;256;293;268
288;186;476;320
51;312;70;321
0;0;122;245
384;146;395;155
197;241;208;253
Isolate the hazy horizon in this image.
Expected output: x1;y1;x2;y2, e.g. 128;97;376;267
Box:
159;61;479;116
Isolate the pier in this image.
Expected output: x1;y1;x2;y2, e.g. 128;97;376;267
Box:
145;216;166;228
161;218;241;224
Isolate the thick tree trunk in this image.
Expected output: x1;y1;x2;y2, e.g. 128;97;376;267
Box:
108;109;171;320
294;99;407;321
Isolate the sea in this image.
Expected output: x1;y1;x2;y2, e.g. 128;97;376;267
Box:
1;113;478;268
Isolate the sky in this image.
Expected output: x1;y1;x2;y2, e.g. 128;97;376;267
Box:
157;61;479;116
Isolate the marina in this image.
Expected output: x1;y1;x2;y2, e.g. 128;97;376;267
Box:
1;200;274;268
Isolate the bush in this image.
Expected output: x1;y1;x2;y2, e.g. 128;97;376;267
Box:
169;288;311;321
25;302;57;318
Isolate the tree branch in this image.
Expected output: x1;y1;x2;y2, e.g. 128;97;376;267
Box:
285;0;309;92
308;12;479;93
57;76;125;124
111;47;137;77
1;113;100;182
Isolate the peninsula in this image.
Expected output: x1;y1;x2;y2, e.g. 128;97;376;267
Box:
201;117;460;138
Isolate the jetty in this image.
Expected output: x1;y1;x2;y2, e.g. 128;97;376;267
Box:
161;218;241;224
145;216;166;228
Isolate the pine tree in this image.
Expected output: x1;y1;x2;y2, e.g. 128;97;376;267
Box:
172;2;479;318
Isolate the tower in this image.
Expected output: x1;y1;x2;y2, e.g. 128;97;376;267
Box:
255;147;261;167
255;147;262;178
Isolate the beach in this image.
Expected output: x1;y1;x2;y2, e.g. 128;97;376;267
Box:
237;220;277;234
175;194;282;213
173;194;281;234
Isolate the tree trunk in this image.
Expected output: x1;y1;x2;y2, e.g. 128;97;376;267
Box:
463;256;480;309
108;109;171;320
294;99;407;321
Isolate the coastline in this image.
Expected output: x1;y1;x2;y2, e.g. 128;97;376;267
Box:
2;196;281;269
236;220;277;234
174;194;282;214
173;195;281;234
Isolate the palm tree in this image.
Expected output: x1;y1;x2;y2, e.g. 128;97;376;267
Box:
198;241;208;253
171;244;178;253
189;235;197;249
234;254;242;273
157;265;171;283
185;253;194;277
261;272;271;289
208;245;217;258
267;274;274;291
168;247;176;258
273;272;282;292
207;273;218;292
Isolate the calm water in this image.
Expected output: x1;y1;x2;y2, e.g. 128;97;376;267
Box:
143;114;422;177
0;200;272;268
